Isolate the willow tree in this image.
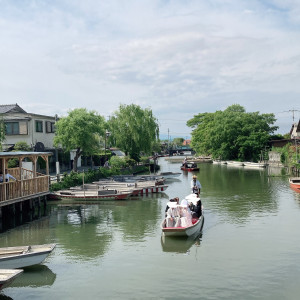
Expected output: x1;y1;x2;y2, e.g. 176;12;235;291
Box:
54;108;105;171
187;104;278;161
108;104;159;161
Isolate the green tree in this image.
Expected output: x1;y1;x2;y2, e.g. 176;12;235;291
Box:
172;137;185;147
54;108;105;171
108;104;159;161
187;104;278;161
0;118;5;150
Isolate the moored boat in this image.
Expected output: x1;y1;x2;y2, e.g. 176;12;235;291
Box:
0;269;23;290
243;162;267;168
0;244;56;269
158;172;181;179
226;161;244;166
289;177;300;192
50;189;133;201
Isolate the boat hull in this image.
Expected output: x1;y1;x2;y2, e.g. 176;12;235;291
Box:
50;191;132;201
180;167;199;172
161;216;204;237
289;178;300;192
0;244;56;269
0;269;23;290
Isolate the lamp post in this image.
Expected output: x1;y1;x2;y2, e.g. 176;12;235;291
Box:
54;114;60;182
104;130;111;164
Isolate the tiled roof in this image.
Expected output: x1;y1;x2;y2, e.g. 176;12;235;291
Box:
0;104;27;114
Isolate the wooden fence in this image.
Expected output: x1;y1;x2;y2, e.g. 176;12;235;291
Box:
0;168;50;203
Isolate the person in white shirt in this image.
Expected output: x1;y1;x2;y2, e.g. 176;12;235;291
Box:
0;169;17;182
191;175;201;194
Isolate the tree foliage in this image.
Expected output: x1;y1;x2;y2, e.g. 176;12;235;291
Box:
0;118;5;150
108;104;159;161
172;137;185;146
187;104;278;161
54;108;105;171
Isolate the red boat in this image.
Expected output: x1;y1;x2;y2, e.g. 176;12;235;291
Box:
289;177;300;193
180;162;199;172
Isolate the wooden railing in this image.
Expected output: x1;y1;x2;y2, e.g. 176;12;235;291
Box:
0;175;50;203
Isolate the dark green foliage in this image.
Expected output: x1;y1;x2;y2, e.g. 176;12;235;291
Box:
108;104;159;160
187;104;278;161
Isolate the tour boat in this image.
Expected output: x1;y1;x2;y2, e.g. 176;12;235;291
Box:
289;177;300;193
180;162;199;172
0;244;56;269
161;196;204;237
161;215;204;237
0;269;23;290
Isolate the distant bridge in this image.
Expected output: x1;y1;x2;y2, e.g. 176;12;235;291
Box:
167;146;195;156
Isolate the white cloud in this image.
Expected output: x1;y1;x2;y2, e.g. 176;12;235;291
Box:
0;0;300;137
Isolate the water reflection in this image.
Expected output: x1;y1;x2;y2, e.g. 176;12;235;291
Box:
52;205;113;260
112;196;162;240
199;164;279;224
9;265;56;288
161;233;202;254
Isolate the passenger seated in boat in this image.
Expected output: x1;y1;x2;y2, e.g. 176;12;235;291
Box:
165;202;180;227
179;200;192;227
165;198;179;216
190;199;202;218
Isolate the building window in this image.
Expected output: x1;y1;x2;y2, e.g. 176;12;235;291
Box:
46;121;55;133
36;120;43;132
5;122;19;135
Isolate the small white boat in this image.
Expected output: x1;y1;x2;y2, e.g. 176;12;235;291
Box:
226;161;244;166
0;244;56;269
0;269;23;290
243;162;267;168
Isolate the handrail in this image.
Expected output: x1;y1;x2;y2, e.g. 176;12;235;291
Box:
0;175;50;202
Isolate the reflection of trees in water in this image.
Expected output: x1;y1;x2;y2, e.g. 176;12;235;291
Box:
199;164;279;223
112;199;161;240
54;205;113;260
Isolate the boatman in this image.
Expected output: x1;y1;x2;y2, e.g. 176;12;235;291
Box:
191;175;201;195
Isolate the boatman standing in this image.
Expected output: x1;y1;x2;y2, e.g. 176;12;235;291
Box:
191;175;201;195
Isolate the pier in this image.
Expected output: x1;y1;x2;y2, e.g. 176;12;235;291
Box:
0;151;52;231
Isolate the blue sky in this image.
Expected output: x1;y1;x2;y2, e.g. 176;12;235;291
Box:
1;0;300;139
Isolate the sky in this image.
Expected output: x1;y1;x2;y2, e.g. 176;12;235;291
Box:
1;0;300;139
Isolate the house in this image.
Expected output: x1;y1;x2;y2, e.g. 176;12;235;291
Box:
0;104;56;151
183;139;191;146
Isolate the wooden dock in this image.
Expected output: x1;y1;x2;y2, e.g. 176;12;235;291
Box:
0;151;52;231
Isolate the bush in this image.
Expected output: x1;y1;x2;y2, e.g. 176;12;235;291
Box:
109;156;127;169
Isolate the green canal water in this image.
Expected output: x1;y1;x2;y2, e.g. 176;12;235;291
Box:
1;158;300;300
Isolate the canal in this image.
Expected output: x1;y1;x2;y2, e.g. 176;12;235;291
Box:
1;157;300;299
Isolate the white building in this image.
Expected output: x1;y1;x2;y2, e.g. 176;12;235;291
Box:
0;104;56;151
